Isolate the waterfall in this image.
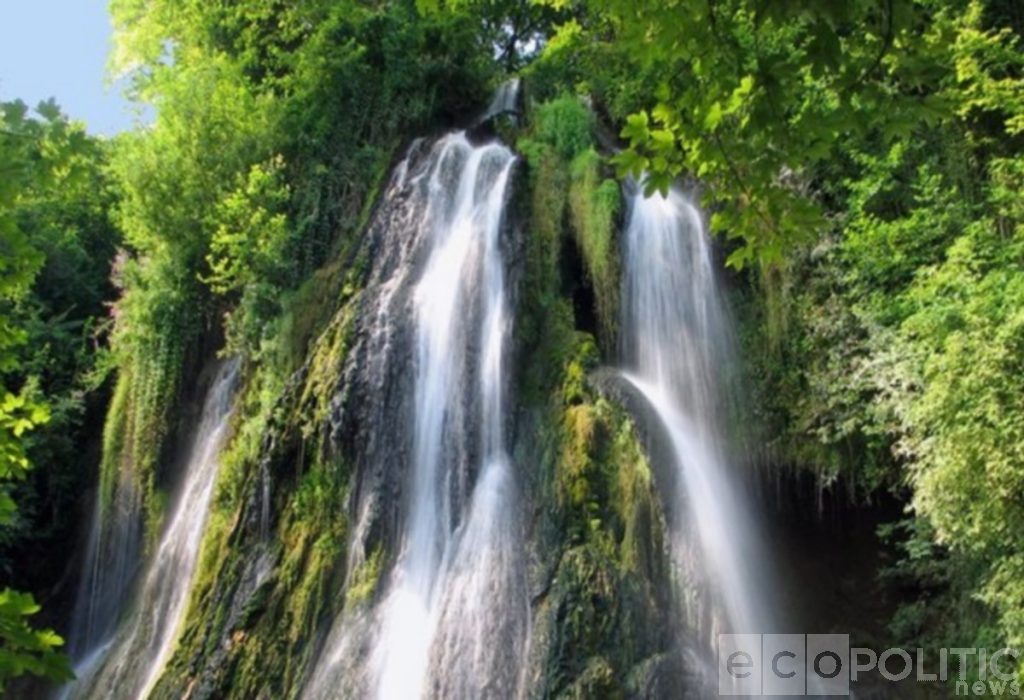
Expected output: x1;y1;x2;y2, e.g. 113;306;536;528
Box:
481;76;521;122
619;184;777;647
306;129;528;699
63;360;240;699
66;460;142;664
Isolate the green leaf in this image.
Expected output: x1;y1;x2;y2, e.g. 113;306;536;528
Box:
620;111;650;145
704;101;723;131
611;149;649;179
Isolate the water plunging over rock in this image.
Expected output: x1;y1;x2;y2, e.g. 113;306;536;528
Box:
66;459;143;666
480;77;521;123
619;183;778;653
63;360;239;699
306;131;529;699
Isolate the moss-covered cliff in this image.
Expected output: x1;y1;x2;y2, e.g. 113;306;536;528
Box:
104;91;687;699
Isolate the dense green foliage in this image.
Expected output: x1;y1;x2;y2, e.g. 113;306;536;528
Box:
0;98;116;688
718;1;1024;663
518;95;621;351
533;0;964;266
3;0;1024;695
99;0;498;546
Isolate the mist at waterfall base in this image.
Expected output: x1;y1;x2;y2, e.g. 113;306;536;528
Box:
62;361;240;700
305;130;529;699
618;183;781;663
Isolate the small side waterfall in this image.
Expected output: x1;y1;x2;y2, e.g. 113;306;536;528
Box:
64;360;239;699
307;130;528;699
67;461;142;664
481;77;521;122
619;185;777;647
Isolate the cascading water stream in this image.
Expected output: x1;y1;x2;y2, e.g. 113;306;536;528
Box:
63;360;239;700
619;184;777;648
307;128;528;699
481;77;520;123
66;459;142;665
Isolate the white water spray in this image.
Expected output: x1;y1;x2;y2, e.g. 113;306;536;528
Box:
372;133;525;700
620;185;776;643
67;461;142;662
307;131;528;699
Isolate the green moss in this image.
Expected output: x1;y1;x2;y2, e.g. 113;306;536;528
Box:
555;392;660;558
563;657;620;700
150;246;366;696
610;417;657;575
296;302;356;438
515;96;670;690
518;140;567;277
276;262;344;373
519;292;670;697
345;545;385;609
144;481;169;547
530;541;664;699
520;318;670;696
285;524;344;644
568;149;622;351
560;404;600;511
197;460;347;699
530;95;595;161
517;95;622;356
515;137;574;401
552;547;619;662
560;334;598;404
98;367;132;518
98;343;186;548
547;331;658;557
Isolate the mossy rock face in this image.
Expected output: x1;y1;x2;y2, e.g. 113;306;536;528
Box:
516;93;623;357
524;544;619;698
512;93;687;699
625;652;707;700
567;148;622;354
144;93;690;699
344;545;384;609
515;329;677;697
148;256;365;698
562;657;619;700
525;545;673;699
